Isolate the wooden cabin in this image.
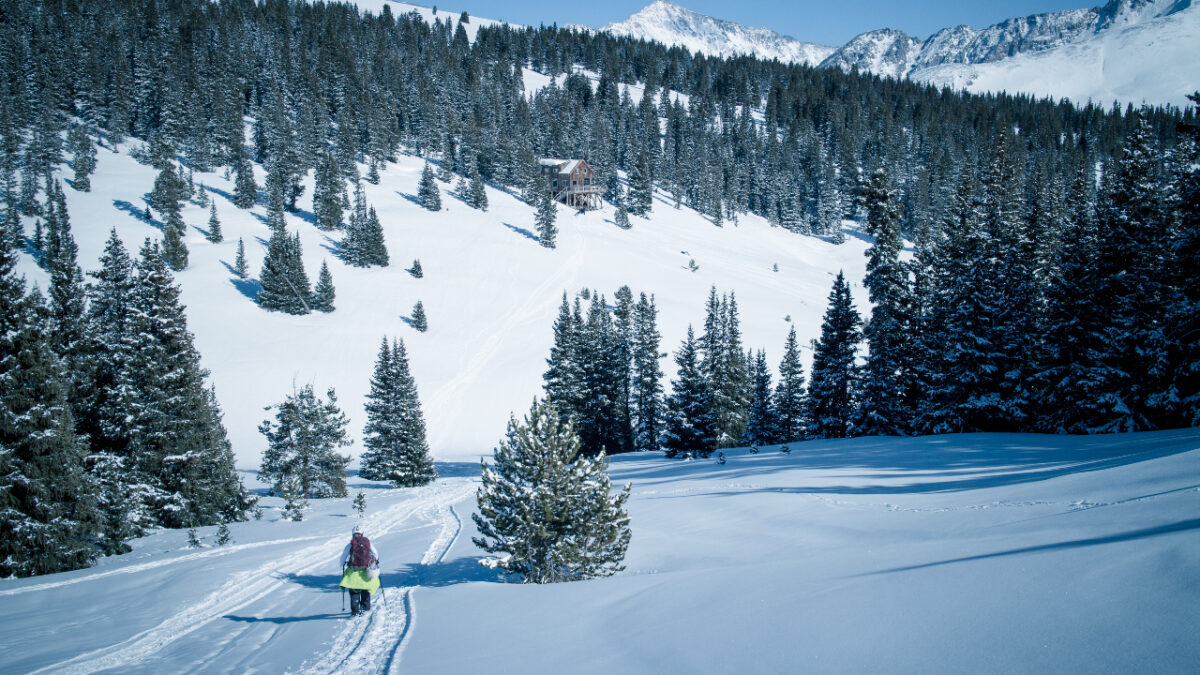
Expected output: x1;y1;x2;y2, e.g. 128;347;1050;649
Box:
539;158;604;210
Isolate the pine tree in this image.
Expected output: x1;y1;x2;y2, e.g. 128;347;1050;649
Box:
69;124;96;192
544;293;584;424
232;148;258;209
807;272;862;438
628;148;653;216
359;337;437;487
258;228;311;314
258;385;352;498
344;183;389;267
353;491;366;515
473;399;631;583
743;350;777;446
151;165;189;270
313;150;345;231
774;326;807;442
409;259;423;278
206;202;222;243
0;236;100;577
234;238;248;279
664;326;712;458
1171;94;1200;427
631;293;664;451
614;204;631;229
411;300;428;332
312;260;335;312
536;189;558;248
418;162;442;211
856;168;912;436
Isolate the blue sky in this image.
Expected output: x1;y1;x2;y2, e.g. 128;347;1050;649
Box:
448;0;1095;45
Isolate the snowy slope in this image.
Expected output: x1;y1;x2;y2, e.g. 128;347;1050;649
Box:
11;137;870;469
2;431;1197;672
603;0;835;66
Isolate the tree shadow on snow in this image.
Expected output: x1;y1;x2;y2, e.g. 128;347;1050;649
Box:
621;429;1200;497
434;462;482;479
113;199;160;230
319;234;343;258
502;222;539;243
395;191;423;207
227;272;261;302
389;556;509;588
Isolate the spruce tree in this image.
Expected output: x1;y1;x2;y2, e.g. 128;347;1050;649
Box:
258;228;311;314
743;350;777;446
312;260;335;312
206;202;222;243
544;293;584;424
774;325;807;442
536;189;558;248
468;167;488;211
411;301;428;332
614;204;631;229
234;238;248;279
1171;94;1200;426
631;293;664;451
807;272;862;439
313;150;345;231
258;385;352;498
409;259;423;278
628;148;653;216
856;168;911;436
232;148;258;209
69;124;96;192
0;236;100;577
418;162;442;211
360;337;437;487
473;399;631;583
664;326;712;457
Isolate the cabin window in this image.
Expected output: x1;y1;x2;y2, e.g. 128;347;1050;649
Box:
552;179;558;188
584;178;590;186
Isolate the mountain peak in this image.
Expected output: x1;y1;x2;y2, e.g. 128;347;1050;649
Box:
603;1;835;67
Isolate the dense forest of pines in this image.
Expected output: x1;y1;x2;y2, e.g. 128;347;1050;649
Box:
0;0;1197;576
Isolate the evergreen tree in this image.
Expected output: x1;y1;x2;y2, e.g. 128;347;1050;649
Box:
0;236;100;577
1171;94;1200;426
544;293;584;424
258;385;352;498
628;149;653;216
411;300;428;332
234;238;248;279
232;148;258;209
313;150;345;231
206;202;222;243
664;326;712;457
469;166;488;211
409;259;423;278
344;183;389;267
68;124;96;192
743;350;777;446
701;289;750;449
473;399;631;583
614;204;631;229
856;168;912;436
774;325;807;442
631;293;664;451
418;162;442;211
807;272;862;438
312;260;335;312
258;228;311;314
536;189;558;249
359;337;437;487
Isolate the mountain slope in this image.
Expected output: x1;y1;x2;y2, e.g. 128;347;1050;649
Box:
603;0;835;66
606;0;1199;107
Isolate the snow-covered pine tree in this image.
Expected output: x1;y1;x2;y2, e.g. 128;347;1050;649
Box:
313;150;345;231
614;204;631;229
774;325;807;443
743;350;776;446
806;271;862;438
468;166;488;211
1171;94;1200;427
343;183;389;267
232;147;258;209
536;188;557;248
312;260;335;312
258;384;352;498
234;238;248;279
472;398;631;583
628;148;653;216
206;202;222;243
258;228;311;314
418;161;442;211
701;289;750;449
631;293;664;451
68;123;96;192
544;293;584;423
151;165;189;269
856;168;912;436
409;258;423;278
411;300;427;332
113;240;249;529
664;325;712;458
359;337;437;487
0;235;100;577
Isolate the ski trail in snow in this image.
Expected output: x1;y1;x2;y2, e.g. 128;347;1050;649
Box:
295;500;465;675
426;241;584;448
31;479;475;675
0;535;326;598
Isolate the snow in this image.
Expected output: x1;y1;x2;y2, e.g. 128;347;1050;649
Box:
2;432;1197;672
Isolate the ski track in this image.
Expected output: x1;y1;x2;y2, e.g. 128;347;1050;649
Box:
294;496;466;675
0;536;327;598
31;479;475;675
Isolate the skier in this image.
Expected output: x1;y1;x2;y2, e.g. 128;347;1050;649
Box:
339;525;380;616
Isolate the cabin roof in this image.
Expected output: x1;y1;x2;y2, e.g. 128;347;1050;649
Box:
538;158;585;174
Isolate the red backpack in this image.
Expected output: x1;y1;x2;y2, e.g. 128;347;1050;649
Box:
349;534;372;568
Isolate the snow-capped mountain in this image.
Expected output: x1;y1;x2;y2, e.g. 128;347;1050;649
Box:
602;0;835;67
605;0;1199;107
